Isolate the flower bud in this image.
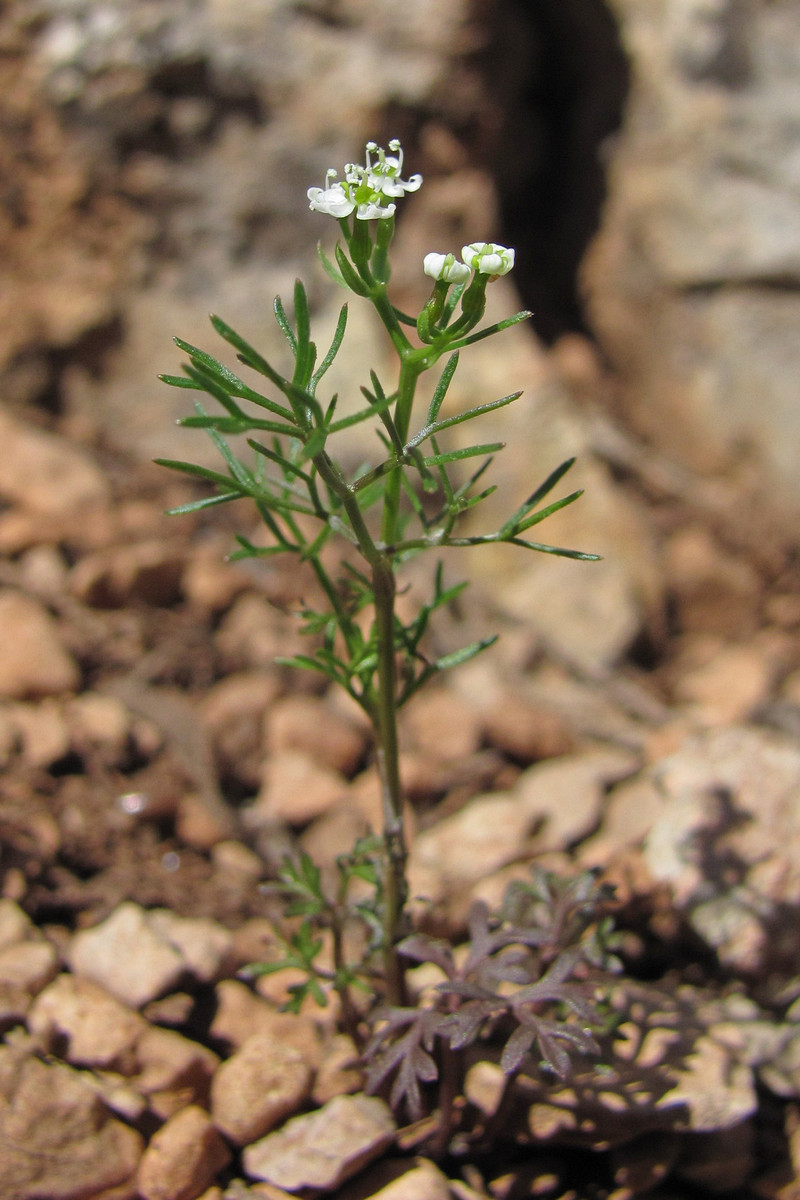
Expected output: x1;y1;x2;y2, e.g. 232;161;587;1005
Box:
423;252;472;284
461;242;515;277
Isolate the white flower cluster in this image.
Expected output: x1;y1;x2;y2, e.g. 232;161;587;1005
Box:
308;139;422;221
424;243;515;282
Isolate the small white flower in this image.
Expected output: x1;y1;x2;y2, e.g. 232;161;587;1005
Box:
363;138;422;199
423;252;472;284
307;169;355;218
461;242;515;276
309;140;421;221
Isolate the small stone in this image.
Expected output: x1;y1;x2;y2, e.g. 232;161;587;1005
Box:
210;1032;313;1145
253;749;347;825
0;1045;143;1199
481;693;574;763
3;700;71;767
138;1105;232;1200
133;1026;220;1118
0;590;79;699
337;1157;452;1200
0;408;110;516
66;691;132;758
0;940;58;994
70;540;186;607
147;910;235;984
265;693;368;777
674;642;773;726
242;1094;395;1191
182;547;249;611
514;748;636;852
0;899;33;951
69;902;185;1007
210;980;320;1064
28;974;145;1068
402;688;483;761
312;1034;362;1105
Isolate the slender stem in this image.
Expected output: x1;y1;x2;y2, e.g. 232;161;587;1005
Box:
371;554;408;1006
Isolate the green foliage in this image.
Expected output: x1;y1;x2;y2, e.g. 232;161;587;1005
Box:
158;140;604;1146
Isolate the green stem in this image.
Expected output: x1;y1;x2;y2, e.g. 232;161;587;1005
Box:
308;448;408;1004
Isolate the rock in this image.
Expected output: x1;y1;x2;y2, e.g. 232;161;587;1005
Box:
252;749;348;826
514;747;636;852
402;688;483;762
0;589;80;699
481;692;574;763
210;980;320;1065
68;902;185;1007
311;1035;362;1106
0;939;58;994
0;408;110;516
587;0;800;505
0;899;33;950
674;641;774;726
663;527;762;638
69;540;186;607
210;1032;313;1146
146;910;235;984
0;1044;143;1200
590;725;800;973
28;974;145;1068
265;693;368;778
242;1094;395;1192
137;1105;231;1200
2;699;71;767
336;1157;452;1200
132;1025;220;1119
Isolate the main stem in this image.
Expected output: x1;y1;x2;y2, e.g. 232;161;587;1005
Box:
371;554;408;1006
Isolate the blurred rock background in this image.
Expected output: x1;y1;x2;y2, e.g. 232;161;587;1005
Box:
2;0;799;669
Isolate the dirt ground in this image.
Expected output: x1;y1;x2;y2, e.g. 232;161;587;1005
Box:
3;385;800;1200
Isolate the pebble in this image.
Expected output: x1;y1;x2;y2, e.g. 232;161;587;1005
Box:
133;1025;220;1118
69;902;186;1007
0;1044;143;1200
0;899;33;950
265;693;368;776
0;939;58;994
242;1094;395;1192
210;1031;313;1145
337;1157;452;1200
0;408;110;516
138;1105;232;1200
674;641;773;725
147;910;235;984
1;699;71;767
481;692;574;762
28;974;145;1067
0;589;80;699
402;688;483;761
252;749;348;825
69;540;186;607
210;980;320;1065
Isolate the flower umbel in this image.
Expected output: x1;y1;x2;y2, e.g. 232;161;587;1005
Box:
462;242;515;277
308;139;421;222
423;252;472;284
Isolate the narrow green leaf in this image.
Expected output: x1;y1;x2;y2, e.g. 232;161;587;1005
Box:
273;296;298;355
334;244;370;296
159;373;202;390
423;441;504;466
412;390;520;450
508;537;601;561
165;492;239;516
434;635;498;672
317;242;349;289
500;458;576;534
311;304;347;391
513;489;584;533
153;457;245;491
426;352;459;425
246;438;313;482
173;336;246;391
447;309;532;349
